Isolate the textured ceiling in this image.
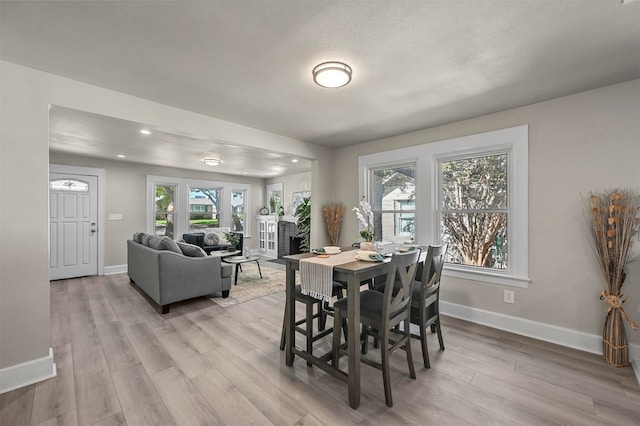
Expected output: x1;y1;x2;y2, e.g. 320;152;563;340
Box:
1;1;639;174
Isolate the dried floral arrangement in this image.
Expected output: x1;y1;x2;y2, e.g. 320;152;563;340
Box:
585;189;640;367
322;203;345;246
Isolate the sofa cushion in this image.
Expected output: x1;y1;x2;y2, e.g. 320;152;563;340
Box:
133;232;144;243
177;242;207;257
204;232;219;246
148;236;164;249
159;237;182;254
141;233;153;246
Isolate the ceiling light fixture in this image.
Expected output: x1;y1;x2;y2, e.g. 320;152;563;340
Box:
203;158;221;166
291;158;298;163
312;61;352;88
139;129;151;135
117;154;126;158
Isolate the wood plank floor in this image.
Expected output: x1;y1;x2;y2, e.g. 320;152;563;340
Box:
2;271;639;425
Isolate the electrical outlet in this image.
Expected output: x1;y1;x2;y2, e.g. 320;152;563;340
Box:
504;289;515;304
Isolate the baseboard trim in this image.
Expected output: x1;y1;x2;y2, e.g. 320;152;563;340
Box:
441;301;640;382
0;348;57;394
104;264;127;275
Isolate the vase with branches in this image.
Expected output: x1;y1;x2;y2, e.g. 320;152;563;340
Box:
585;189;640;367
323;203;345;246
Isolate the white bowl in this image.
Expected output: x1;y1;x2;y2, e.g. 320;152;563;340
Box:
323;246;341;254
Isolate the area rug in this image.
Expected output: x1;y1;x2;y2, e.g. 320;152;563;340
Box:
209;259;285;307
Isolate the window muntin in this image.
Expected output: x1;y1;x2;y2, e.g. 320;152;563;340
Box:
439;153;509;271
370;164;416;243
50;179;89;192
189;187;220;232
231;190;246;232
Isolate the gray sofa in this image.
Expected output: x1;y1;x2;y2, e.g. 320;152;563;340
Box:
127;235;232;313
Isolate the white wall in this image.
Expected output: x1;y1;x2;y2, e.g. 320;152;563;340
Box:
268;171;311;216
333;79;640;346
0;61;332;385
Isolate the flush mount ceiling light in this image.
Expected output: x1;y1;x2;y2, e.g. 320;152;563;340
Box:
203;158;221;166
312;61;352;88
139;129;152;135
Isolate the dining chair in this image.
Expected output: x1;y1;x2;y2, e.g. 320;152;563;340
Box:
410;244;447;368
331;250;420;407
280;282;346;366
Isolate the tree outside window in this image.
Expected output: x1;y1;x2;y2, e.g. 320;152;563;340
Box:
371;165;416;243
189;188;220;232
231;190;246;232
155;185;176;238
439;153;508;270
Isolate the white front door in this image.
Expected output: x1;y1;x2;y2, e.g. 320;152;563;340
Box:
49;173;98;280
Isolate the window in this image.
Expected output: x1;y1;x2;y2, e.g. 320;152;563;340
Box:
439;152;508;270
50;179;88;192
147;176;251;240
189;187;220;233
370;165;416;243
231;190;246;232
359;125;528;287
154;184;176;238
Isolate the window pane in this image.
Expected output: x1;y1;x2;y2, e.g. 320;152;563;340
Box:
441;154;507;210
189;188;220;232
441;212;508;270
155;185;175;238
231;190;245;232
50;179;88;192
371;165;416;242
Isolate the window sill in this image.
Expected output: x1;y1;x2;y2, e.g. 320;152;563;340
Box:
443;265;529;288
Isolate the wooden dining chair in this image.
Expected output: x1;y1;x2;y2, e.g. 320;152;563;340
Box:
331;250;420;407
279;282;346;366
410;244;447;368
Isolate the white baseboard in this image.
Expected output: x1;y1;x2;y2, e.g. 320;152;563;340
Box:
104;264;127;275
441;301;640;383
0;348;57;394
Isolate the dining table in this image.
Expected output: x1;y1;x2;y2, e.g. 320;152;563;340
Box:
283;247;398;409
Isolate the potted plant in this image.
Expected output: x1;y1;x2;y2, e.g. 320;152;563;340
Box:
352;196;375;250
223;231;242;252
295;196;311;252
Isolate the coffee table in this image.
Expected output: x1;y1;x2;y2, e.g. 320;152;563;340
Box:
208;250;240;259
222;255;262;286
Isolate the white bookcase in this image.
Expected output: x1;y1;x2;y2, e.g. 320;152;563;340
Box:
256;215;278;258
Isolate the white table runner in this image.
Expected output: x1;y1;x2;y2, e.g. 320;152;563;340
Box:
300;251;357;302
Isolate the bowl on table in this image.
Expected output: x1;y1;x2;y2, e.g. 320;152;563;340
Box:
323;246;341;254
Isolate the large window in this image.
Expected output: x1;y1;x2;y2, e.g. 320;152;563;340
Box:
439;152;508;270
189;187;220;233
147;176;251;240
359;125;528;287
370;165;416;243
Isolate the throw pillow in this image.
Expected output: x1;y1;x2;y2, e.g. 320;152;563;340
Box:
133;232;144;243
177;242;207;257
141;233;152;246
215;231;229;245
148;236;164;250
204;232;219;246
159;237;182;254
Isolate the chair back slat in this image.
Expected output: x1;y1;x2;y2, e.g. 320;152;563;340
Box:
382;250;420;321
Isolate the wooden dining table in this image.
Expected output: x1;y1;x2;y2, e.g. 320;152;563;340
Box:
283;249;394;409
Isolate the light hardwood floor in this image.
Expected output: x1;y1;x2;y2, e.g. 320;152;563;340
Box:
2;271;639;425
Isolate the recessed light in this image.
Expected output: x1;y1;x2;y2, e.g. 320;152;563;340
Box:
203;158;221;166
242;172;248;175
139;129;151;135
291;159;298;163
117;154;126;158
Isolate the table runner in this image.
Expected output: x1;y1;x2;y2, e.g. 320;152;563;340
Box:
300;251;357;302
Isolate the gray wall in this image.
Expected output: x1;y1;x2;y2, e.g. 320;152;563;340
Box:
332;79;640;346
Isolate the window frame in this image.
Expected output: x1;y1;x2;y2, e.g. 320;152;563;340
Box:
359;125;529;288
230;188;247;232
